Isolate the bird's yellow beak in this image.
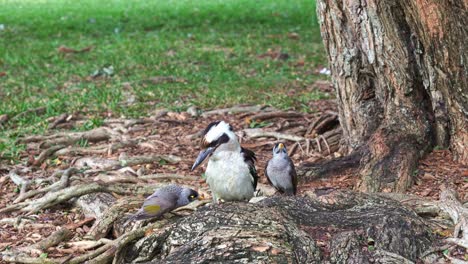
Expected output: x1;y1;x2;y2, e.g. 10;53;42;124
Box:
278;143;285;149
198;193;206;200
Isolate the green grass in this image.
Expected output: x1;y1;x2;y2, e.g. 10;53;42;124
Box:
0;0;328;161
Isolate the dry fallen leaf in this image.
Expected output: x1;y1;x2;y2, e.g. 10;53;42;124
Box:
287;32;300;39
251;244;271;252
422;173;436;180
58;45;93;54
270;248;281;255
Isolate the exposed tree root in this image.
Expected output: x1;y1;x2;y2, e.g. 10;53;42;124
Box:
243;126;341;157
297;149;362;182
74;154;181;171
11;107;46;122
19;127;117;147
138;173;199;182
120;154;182;166
377;193;449;219
48;113;70;129
3;227;74;261
93;173;139;184
305;112;339;137
13;168;75;203
86;198;141;240
243;128;305;141
34;227;73;253
8;170;31;203
0;114;9;126
439;184;468;250
55;140;137;157
74;192;116;219
0;182;108;214
32;145;66;166
248;111;303;121
64;239;112;251
0;217;55;230
0;182;175;215
201;105;275;117
111;220;170;264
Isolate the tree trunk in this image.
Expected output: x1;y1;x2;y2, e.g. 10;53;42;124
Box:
315;0;467;192
117;191;433;263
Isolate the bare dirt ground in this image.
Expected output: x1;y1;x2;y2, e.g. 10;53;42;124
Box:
0;93;466;262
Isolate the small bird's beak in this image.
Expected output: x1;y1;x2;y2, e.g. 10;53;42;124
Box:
278;143;285;150
191;147;215;171
198;193;206;200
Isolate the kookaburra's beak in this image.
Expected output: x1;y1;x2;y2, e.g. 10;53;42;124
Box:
191;146;215;171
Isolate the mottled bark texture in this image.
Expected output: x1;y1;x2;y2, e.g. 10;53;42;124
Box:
118;191;433;263
316;0;467;192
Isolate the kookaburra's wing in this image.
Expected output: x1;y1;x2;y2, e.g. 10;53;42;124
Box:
241;147;258;190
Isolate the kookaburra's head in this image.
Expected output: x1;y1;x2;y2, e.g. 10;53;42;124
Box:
191;121;238;171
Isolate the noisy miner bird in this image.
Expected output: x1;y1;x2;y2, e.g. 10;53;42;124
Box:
131;184;199;221
265;143;297;195
191;121;258;203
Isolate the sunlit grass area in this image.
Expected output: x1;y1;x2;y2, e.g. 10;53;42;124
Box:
0;0;327;160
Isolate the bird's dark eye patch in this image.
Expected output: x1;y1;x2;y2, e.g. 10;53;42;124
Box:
207;133;230;148
188;190;199;201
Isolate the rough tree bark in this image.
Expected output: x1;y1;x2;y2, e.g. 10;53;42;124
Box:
315;0;467;192
117;191;433;263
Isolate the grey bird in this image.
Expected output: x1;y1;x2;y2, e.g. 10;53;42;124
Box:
131;184;199;221
265;143;297;195
191;121;258;203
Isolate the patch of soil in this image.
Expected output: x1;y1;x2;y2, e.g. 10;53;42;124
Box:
0;101;466;263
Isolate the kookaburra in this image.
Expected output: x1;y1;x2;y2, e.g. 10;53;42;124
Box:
191;121;258;202
265;143;297;195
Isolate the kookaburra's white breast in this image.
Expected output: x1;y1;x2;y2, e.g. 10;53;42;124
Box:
206;150;254;201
